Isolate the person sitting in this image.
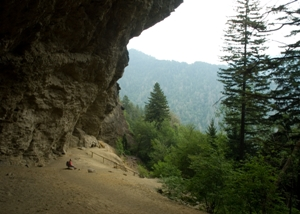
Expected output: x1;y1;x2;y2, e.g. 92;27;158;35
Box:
66;159;76;169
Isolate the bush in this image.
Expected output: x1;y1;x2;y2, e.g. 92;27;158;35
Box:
137;164;149;178
188;148;232;213
161;176;187;201
222;156;288;214
115;138;125;156
151;161;181;178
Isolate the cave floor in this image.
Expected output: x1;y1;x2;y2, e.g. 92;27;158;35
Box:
0;148;205;214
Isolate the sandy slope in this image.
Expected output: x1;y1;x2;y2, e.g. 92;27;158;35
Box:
0;147;205;214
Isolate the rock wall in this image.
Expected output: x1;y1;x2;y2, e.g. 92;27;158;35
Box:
0;0;182;164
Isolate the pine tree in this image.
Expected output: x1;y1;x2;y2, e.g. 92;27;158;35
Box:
145;82;170;130
265;2;300;211
218;0;270;160
122;95;130;110
268;1;300;138
206;118;217;138
206;118;217;148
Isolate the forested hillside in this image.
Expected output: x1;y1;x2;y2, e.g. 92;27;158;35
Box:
117;1;300;213
118;49;225;130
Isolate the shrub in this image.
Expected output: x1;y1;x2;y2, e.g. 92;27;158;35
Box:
137;164;149;178
115;138;125;156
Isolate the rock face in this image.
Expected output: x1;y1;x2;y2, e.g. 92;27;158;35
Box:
0;0;182;164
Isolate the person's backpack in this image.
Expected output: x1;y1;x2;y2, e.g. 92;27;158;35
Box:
66;161;69;167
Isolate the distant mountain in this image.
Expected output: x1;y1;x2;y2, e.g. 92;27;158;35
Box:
118;49;225;130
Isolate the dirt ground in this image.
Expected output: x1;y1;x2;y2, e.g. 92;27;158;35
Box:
0;147;206;214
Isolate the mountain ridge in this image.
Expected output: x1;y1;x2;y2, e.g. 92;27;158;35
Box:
119;49;225;130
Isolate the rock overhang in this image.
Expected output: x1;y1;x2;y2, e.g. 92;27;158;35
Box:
0;0;183;164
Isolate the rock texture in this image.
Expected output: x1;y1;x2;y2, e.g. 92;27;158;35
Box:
0;0;182;164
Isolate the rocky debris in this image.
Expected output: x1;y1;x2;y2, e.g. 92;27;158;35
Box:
0;0;183;164
6;172;14;177
88;168;95;173
98;141;106;148
74;128;99;148
37;163;45;167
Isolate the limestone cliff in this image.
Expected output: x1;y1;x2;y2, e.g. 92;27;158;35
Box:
0;0;182;164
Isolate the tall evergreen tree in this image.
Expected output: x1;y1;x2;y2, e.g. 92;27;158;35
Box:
145;82;170;130
268;0;300;138
218;0;270;160
265;2;300;210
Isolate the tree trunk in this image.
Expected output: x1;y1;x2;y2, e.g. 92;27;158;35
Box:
276;140;300;185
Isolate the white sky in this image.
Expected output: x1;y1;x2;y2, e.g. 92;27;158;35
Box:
127;0;298;65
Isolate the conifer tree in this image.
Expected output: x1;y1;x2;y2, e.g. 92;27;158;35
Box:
206;118;217;148
145;82;170;130
206;118;217;138
121;95;144;124
267;0;300;137
218;0;270;160
122;95;130;109
265;2;300;210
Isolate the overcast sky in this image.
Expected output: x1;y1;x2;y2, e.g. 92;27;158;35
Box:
127;0;298;65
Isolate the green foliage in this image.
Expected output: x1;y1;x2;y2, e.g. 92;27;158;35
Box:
122;94;180;169
165;125;205;178
131;119;157;165
132;119;180;169
148;125;204;178
206;118;218;148
146;122;294;213
115;138;125;156
218;0;270;161
151;161;181;178
115;135;130;156
206;118;217;138
118;6;300;209
118;49;224;130
121;95;144;129
264;3;300;210
223;157;288;214
121;99;300;212
148;121;178;164
145;82;170;130
158;143;288;214
188;143;232;213
137;164;150;178
161;176;187;201
149;139;170;166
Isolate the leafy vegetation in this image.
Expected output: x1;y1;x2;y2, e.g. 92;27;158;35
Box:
118;0;300;213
